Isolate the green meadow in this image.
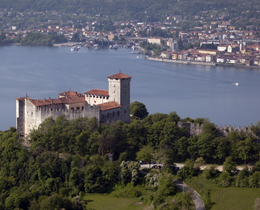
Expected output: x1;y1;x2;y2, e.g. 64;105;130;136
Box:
211;187;260;210
84;194;148;210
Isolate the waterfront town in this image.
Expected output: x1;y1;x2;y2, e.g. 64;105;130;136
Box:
2;9;260;67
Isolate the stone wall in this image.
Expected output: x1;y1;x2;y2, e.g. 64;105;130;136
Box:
100;107;121;124
177;121;259;139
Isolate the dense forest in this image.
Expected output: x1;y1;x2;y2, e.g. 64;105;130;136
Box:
0;33;67;46
1;104;260;209
0;0;260;21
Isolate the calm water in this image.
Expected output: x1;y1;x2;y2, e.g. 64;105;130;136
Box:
0;46;259;130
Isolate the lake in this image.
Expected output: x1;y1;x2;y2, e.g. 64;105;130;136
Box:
0;45;259;130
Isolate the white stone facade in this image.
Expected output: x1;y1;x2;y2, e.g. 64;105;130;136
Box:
16;72;131;137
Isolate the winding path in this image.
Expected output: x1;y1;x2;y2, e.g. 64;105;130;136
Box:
139;169;204;210
173;180;204;210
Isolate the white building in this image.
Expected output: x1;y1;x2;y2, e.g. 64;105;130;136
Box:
16;72;131;137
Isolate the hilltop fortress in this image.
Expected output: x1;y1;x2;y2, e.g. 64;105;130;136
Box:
16;72;131;137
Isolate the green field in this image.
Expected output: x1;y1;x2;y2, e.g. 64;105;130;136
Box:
84;194;149;210
187;176;260;210
211;187;260;210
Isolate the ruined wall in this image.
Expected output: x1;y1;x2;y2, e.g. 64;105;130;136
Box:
177;121;258;139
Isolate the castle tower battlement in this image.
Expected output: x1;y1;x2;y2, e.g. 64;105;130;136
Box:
16;72;132;137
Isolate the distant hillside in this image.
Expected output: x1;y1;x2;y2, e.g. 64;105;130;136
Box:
1;0;260;21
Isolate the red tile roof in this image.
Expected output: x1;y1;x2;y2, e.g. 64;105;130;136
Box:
98;101;121;111
84;89;109;96
58;90;84;97
108;72;131;79
17;95;86;107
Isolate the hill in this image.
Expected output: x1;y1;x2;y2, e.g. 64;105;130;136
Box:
1;0;260;21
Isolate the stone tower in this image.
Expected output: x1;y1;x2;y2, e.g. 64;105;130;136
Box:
108;71;131;123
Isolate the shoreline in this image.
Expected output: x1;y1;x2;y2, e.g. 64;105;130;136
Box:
5;43;260;69
145;56;260;69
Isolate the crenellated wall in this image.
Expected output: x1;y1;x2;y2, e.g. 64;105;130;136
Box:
85;94;109;105
20;102;101;137
177;121;258;139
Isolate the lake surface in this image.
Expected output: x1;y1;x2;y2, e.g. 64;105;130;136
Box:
0;46;259;130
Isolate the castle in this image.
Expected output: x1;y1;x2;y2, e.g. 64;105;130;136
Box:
16;72;131;137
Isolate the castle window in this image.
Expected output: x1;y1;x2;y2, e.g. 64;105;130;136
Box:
71;108;74;111
77;107;80;111
51;108;53;111
124;110;126;113
118;111;120;116
82;106;84;110
107;113;109;118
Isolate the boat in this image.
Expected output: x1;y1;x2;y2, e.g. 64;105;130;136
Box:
235;83;239;86
113;45;118;50
71;46;78;51
94;44;100;50
130;45;141;54
109;45;113;49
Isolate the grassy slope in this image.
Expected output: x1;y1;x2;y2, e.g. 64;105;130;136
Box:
84;194;148;210
211;187;260;210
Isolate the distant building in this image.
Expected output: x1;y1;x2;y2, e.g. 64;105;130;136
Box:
147;37;162;45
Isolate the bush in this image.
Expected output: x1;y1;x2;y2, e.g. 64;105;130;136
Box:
110;183;142;198
218;172;232;187
202;165;219;179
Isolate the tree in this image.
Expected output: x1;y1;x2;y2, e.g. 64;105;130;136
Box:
136;145;154;166
193;41;200;47
130;101;149;119
194;157;205;169
177;38;183;50
213;137;230;163
182;192;193;210
197;133;214;163
223;156;237;174
237;136;254;165
71;33;80;42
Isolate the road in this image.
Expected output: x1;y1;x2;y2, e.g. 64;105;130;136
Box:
140;163;249;172
174;180;204;210
139;165;205;210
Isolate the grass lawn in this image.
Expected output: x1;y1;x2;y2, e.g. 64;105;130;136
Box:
84;194;149;210
211;187;260;210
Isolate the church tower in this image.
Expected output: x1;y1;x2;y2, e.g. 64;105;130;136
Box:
108;71;131;123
